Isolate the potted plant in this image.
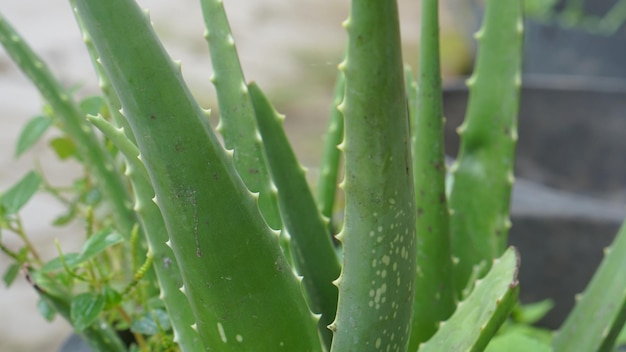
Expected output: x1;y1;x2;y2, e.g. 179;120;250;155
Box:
0;0;625;351
445;0;626;329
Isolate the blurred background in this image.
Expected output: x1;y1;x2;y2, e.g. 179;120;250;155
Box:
1;0;625;350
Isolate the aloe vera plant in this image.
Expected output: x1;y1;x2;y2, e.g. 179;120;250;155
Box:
1;0;626;351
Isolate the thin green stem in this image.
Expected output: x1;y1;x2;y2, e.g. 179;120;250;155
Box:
15;217;42;265
409;0;456;347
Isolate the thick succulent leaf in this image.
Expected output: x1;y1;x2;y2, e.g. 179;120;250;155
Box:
249;81;341;348
316;73;345;234
419;247;520;352
69;0;137;144
409;0;456;347
553;220;626;352
74;0;322;350
448;0;523;296
200;0;282;232
88;113;202;351
330;0;416;350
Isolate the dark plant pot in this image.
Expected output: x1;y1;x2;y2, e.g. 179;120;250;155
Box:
523;18;626;79
58;329;135;352
58;334;90;352
525;0;626;78
443;75;626;328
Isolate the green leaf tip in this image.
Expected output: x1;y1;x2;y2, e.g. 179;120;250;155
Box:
409;0;457;347
248;81;341;348
419;247;520;352
554;220;626;351
75;0;322;349
331;0;416;350
448;0;523;297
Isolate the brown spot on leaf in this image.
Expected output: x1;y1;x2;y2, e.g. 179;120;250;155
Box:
175;140;185;152
275;260;284;272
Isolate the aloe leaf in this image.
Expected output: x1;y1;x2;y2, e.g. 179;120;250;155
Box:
329;0;416;350
1;171;41;215
0;13;137;239
553;221;626;352
316;73;345;234
248;81;341;348
74;0;321;350
88;113;202;351
617;326;626;349
409;0;456;347
448;0;523;295
419;247;520;352
200;0;282;232
68;0;137;144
